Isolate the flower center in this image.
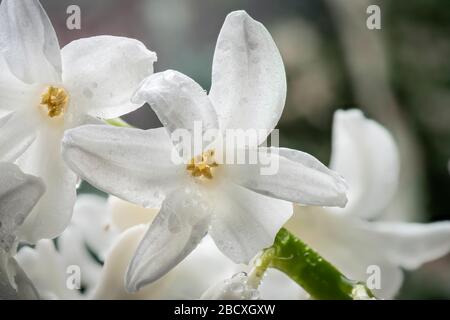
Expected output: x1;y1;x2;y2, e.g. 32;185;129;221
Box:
40;86;69;118
186;150;218;179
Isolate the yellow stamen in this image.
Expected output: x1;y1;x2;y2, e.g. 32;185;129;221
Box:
187;150;218;179
40;86;69;118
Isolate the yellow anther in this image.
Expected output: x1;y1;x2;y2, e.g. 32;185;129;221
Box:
40;86;69;118
187;150;218;179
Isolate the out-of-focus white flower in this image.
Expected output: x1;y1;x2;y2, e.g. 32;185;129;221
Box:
15;194;302;300
108;196;158;232
62;10;348;293
0;162;44;299
68;194;120;262
16;194;120;299
92;225;236;300
17;195;237;299
0;251;40;300
16;239;82;300
0;0;157;243
285;109;450;299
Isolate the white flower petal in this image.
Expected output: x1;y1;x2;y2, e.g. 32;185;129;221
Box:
92;225;189;300
0;55;18;85
0;250;40;300
209;182;292;264
226;147;348;207
289;208;450;299
287;206;404;299
156;236;237;299
95;227;236;299
62;125;184;208
0;77;38;112
329;109;400;219
61;36;157;119
16;126;77;243
91;224;154;299
209;10;286;145
132;70;219;157
65;112;106;130
0;110;40;162
0;0;61;84
0;162;44;252
70;194;119;262
0;162;43;298
58;225;103;293
126;187;212;292
360;221;450;270
108;196;158;232
16;240;81;299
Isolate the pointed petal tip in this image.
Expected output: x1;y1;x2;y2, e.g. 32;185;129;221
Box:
227;10;250;18
223;10;259;31
337;194;349;209
124;257;138;292
124;261;160;294
335;108;364;119
226;10;261;24
124;270;139;293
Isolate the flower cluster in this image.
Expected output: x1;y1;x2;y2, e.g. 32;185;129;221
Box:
1;0;450;300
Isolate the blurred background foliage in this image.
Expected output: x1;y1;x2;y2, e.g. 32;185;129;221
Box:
42;0;450;299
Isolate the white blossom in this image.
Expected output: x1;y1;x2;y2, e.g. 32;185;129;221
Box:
285;109;450;299
62;10;348;292
17;195;237;299
0;162;44;299
0;0;157;243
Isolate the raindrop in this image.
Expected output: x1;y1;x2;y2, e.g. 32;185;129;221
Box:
83;88;93;99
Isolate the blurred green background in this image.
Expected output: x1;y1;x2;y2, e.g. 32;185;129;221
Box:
42;0;450;299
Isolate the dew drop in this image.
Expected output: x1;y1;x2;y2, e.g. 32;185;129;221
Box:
83;88;93;99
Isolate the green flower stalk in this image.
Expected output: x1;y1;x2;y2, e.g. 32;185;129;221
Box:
106;117;132;127
250;228;376;300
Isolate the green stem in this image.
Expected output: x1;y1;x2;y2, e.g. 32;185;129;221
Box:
106;117;132;127
255;228;375;300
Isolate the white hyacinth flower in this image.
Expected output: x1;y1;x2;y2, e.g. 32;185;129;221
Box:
17;195;237;299
285;109;450;299
0;0;157;243
0;162;44;299
92;225;236;300
16;239;83;300
16;194;120;299
62;10;348;293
